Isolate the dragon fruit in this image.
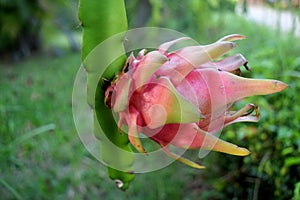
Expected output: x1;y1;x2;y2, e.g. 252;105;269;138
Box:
104;34;287;169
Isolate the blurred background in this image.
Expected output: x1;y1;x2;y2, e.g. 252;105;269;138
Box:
0;0;299;199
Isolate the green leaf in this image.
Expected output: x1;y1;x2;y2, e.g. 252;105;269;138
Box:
284;157;300;168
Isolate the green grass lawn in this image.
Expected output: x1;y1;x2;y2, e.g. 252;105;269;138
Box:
0;53;89;199
0;11;299;199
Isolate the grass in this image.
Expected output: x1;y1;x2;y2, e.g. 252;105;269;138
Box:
0;52;84;199
1;10;300;199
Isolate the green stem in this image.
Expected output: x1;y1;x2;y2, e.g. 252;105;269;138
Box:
78;0;135;190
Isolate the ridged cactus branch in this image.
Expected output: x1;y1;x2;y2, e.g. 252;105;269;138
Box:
78;0;135;190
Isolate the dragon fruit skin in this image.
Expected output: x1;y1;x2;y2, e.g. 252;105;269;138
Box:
105;34;287;169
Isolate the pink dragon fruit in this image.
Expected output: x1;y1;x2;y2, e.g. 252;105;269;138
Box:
104;34;287;169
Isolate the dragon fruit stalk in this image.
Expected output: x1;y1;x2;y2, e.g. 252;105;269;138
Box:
104;34;287;169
